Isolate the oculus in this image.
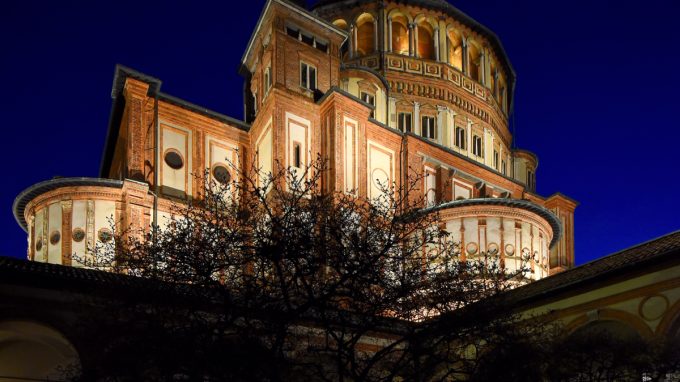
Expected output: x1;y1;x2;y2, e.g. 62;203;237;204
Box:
50;231;61;245
466;242;478;255
164;149;184;170
487;242;499;255
212;164;231;185
505;244;515;256
72;228;85;243
98;228;113;243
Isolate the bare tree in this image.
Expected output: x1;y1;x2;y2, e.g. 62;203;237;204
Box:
74;156;549;381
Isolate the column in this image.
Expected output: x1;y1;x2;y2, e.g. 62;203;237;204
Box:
413;101;421;135
353;25;358;56
413;23;419;58
462;38;468;74
349;25;355;59
387;17;393;53
388;96;397;129
450;110;457;148
466;118;472;157
434;27;440;61
61;200;73;266
436;106;446;146
373;19;379;53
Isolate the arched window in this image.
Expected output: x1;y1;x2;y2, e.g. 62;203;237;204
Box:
391;15;409;55
447;28;463;71
468;42;482;82
355;13;376;56
416;20;435;60
489;58;498;93
455;127;466;149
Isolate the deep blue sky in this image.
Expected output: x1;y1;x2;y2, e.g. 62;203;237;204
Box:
1;0;679;264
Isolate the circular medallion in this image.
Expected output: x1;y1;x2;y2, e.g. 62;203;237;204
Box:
164;149;184;170
72;227;85;242
487;242;499;255
212;164;231;184
98;228;113;243
49;230;61;245
639;295;669;321
505;244;515;256
371;168;389;189
466;242;478;255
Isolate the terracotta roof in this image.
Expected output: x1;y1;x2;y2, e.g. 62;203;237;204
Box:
13;177;124;233
507;230;680;305
422;198;563;248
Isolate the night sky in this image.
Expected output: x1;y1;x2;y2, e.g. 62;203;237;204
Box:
2;0;679;264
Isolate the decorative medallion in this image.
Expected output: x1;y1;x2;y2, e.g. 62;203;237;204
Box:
487;242;499;255
371;168;389;189
72;227;85;243
49;230;61;245
98;228;113;243
466;242;478;255
639;295;669;321
504;244;515;256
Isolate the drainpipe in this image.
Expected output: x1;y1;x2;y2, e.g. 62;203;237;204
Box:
152;91;159;249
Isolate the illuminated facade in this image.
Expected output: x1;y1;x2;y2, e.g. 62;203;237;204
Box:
5;1;680;379
14;0;576;280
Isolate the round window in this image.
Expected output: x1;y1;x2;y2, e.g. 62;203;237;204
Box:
212;165;231;184
50;231;61;245
35;238;43;252
98;228;113;243
72;227;85;242
164;150;184;170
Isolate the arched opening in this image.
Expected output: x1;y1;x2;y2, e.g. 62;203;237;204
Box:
0;321;81;380
415;19;435;60
355;13;376;56
390;15;409;55
447;27;463;71
489;58;498;93
498;73;508;113
468;41;482;82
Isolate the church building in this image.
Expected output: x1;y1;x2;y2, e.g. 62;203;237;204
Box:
4;0;678;379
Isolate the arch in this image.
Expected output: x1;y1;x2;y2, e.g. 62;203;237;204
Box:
387;9;411;55
565;309;654;339
332;18;348;31
354;13;376;56
657;297;680;337
0;320;81;380
414;15;437;60
467;39;482;82
446;25;463;71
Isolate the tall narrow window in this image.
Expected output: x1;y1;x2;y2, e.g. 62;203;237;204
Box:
527;169;535;190
398;112;412;133
421;116;436;139
501;160;507;176
360;92;375;119
264;66;272;95
472;135;483;157
300;62;317;90
493;150;499;169
293;142;302;168
455;127;466;149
